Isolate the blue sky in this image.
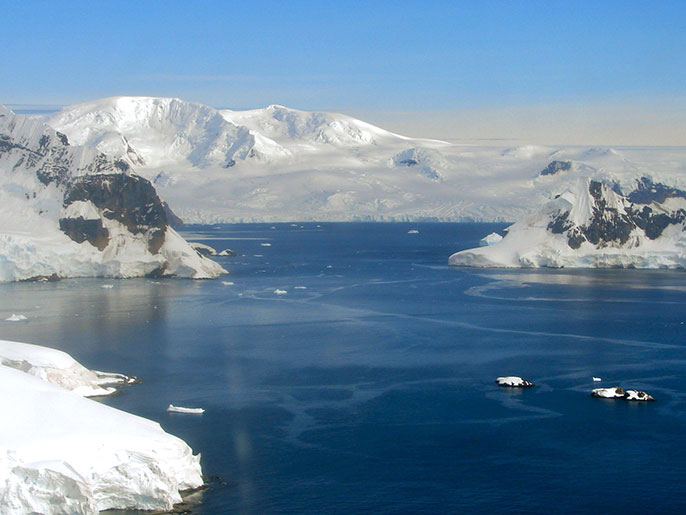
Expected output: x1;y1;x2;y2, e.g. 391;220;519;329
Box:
2;0;685;143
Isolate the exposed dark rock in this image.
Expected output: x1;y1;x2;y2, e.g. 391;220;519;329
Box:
21;273;61;282
59;217;110;250
397;159;418;166
162;201;184;227
224;159;236;168
62;174;168;254
540;160;572;176
547;179;686;250
56;131;69;146
627;177;686;204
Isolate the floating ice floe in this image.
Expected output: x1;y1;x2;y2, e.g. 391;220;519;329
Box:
101;284;114;289
222;281;235;286
294;286;307;289
408;229;419;234
5;314;27;322
260;243;272;247
496;376;534;387
167;404;205;415
273;289;287;295
593;377;602;382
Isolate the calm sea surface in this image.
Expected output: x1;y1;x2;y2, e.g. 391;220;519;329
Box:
2;223;686;514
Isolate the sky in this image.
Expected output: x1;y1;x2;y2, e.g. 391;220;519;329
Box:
1;0;685;144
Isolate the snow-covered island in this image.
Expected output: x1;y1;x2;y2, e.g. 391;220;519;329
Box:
0;339;202;513
0;104;225;282
450;177;686;268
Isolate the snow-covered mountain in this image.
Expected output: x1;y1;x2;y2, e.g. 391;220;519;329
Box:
220;104;411;148
39;96;686;224
0;104;225;281
450;177;686;268
43;96;290;168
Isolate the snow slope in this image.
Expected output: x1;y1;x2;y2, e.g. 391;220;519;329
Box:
449;178;686;268
0;340;202;513
40;97;686;224
0;339;134;397
44;96;289;168
0;104;225;281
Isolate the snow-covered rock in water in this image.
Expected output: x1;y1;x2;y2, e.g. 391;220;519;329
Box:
496;376;534;387
593;377;602;382
479;232;503;246
0;339;134;397
624;389;655;401
189;241;217;256
0;364;202;513
450;178;686;268
218;248;236;256
44;96;289;168
273;288;287;295
0;104;225;281
591;387;626;398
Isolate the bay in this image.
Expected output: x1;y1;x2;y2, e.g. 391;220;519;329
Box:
1;222;686;513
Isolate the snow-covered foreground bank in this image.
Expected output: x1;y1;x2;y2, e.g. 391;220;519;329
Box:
0;339;202;513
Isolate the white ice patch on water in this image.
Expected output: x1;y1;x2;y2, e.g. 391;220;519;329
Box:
5;314;27;322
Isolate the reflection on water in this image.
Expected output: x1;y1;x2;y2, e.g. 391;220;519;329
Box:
2;223;686;513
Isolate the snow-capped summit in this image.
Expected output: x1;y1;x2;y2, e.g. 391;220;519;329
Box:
45;96;288;168
220;104;410;148
450;177;686;268
0;104;225;281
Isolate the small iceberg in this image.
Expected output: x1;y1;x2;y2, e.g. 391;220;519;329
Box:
222;281;235;286
167;404;205;414
479;232;503;247
273;289;287;295
5;314;27;322
408;229;419;234
591;387;625;399
592;377;602;382
101;284;114;289
260;243;272;247
496;376;534;387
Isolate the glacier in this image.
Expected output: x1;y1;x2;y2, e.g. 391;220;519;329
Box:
0;339;202;514
0;104;225;282
38;96;686;225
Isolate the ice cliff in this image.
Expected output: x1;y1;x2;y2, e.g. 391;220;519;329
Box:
0;339;202;513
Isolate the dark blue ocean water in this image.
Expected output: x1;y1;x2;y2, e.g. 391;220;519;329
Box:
2;222;686;514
